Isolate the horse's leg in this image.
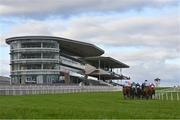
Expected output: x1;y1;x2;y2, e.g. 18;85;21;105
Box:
132;89;134;99
146;94;149;100
126;92;129;99
142;91;144;99
153;90;155;99
124;95;126;99
128;91;131;99
139;90;142;99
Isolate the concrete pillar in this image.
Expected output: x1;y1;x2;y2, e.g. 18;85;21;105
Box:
64;72;70;85
21;75;26;84
41;42;43;48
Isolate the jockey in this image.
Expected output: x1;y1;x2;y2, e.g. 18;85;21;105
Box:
124;81;131;87
136;83;141;89
131;82;136;89
144;80;150;87
150;83;155;88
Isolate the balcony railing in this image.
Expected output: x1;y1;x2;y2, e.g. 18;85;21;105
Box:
61;59;85;70
11;69;61;75
11;48;59;53
11;59;59;63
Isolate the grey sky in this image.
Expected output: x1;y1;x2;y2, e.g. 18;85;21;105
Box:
0;0;179;86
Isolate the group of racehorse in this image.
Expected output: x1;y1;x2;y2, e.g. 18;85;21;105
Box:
122;82;155;99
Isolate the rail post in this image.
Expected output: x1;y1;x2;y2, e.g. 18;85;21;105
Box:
177;92;179;101
166;92;168;100
171;92;173;101
161;93;163;100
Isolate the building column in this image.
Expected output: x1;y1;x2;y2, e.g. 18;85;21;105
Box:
41;42;43;48
41;63;43;70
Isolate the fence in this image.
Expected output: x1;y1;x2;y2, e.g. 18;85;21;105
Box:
155;87;180;101
0;85;121;96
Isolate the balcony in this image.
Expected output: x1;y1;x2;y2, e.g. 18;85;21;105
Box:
11;59;59;64
10;48;59;53
11;69;60;75
60;57;85;70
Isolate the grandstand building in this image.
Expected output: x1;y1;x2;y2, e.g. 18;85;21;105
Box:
6;36;129;85
6;36;104;85
84;56;130;81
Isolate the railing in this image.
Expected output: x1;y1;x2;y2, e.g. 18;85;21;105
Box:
11;70;60;75
60;56;85;70
0;85;120;96
11;59;59;66
11;48;59;53
11;59;59;63
155;87;180;101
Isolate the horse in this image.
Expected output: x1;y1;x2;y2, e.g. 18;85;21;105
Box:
149;84;155;99
123;86;131;99
130;86;136;99
135;84;142;99
130;82;136;99
141;83;146;99
143;86;151;99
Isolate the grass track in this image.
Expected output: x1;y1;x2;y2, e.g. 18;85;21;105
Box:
0;92;180;119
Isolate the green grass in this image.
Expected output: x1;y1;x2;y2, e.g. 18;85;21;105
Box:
0;92;180;119
156;87;171;90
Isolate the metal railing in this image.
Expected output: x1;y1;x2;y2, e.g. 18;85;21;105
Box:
0;85;120;96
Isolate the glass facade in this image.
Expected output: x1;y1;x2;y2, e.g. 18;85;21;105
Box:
9;39;85;85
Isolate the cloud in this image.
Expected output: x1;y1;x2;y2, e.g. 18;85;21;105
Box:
3;13;179;49
2;11;179;54
0;0;178;18
125;63;180;86
0;1;179;86
111;50;180;86
54;13;180;51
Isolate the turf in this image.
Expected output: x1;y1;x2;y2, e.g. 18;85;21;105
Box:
0;92;180;119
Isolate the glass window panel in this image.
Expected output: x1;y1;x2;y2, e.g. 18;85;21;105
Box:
21;42;41;48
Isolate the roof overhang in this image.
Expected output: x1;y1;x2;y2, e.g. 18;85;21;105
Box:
87;68;130;80
83;56;129;68
88;69;111;75
6;36;104;57
87;69;130;80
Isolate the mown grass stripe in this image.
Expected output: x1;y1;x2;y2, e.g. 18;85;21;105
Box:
0;92;179;119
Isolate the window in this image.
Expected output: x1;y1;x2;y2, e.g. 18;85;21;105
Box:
43;53;56;59
21;42;41;48
11;53;19;60
43;42;56;48
43;64;58;69
26;75;37;83
20;53;41;59
11;42;18;49
20;64;41;70
11;64;19;71
43;75;59;84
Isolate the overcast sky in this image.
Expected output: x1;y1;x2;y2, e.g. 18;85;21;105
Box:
0;0;180;86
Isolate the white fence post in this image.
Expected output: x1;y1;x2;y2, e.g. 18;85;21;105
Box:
161;93;163;100
166;92;168;100
171;92;173;101
177;92;179;101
